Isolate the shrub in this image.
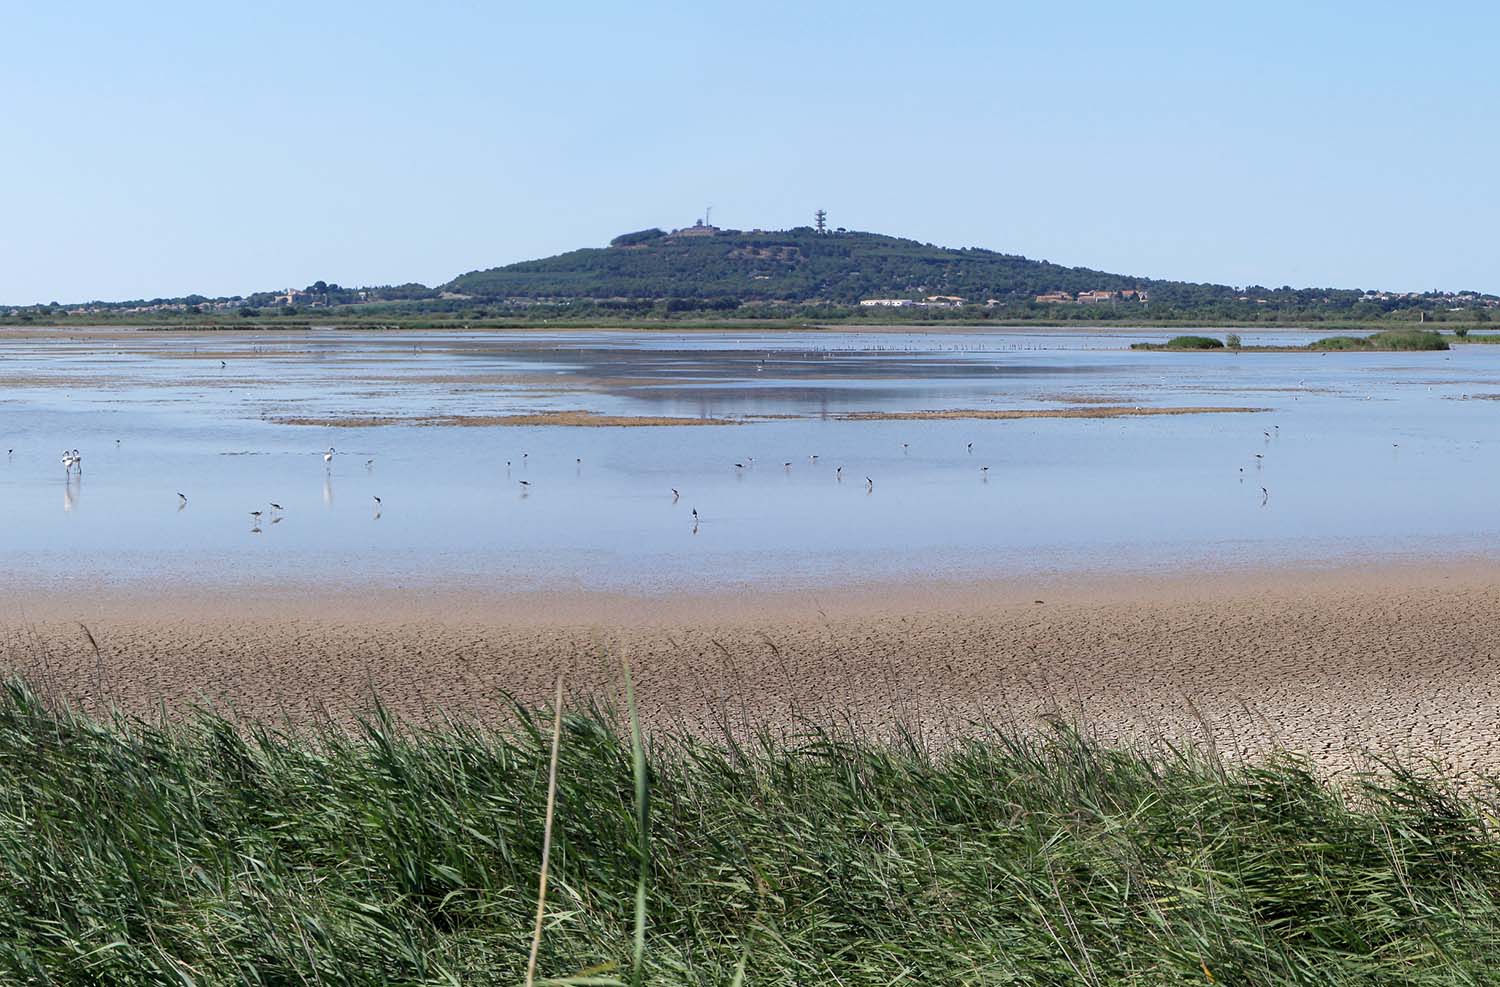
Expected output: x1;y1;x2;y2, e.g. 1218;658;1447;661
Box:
1310;330;1449;351
1226;333;1242;349
1454;327;1470;339
1165;335;1225;349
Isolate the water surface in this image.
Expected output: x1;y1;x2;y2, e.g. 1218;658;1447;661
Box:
3;327;1498;594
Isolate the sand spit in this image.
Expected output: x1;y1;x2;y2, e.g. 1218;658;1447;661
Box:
270;410;741;427
836;405;1269;422
6;563;1500;777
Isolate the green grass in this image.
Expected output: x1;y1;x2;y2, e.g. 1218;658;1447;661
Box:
1131;334;1227;350
2;678;1500;984
1309;329;1450;351
1135;329;1455;353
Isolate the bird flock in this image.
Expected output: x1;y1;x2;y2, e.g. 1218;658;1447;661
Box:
28;418;1310;536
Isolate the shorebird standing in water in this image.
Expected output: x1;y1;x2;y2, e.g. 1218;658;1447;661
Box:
177;492;187;509
671;488;680;502
691;507;699;524
323;447;335;467
249;510;263;522
967;442;973;453
865;476;874;492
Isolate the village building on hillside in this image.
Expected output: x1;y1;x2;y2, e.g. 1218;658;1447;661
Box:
1036;288;1149;305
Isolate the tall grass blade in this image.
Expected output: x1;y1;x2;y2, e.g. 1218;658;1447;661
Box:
622;653;650;986
525;672;567;987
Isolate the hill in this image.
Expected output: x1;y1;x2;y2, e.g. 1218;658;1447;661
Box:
13;224;1500;324
444;225;1191;305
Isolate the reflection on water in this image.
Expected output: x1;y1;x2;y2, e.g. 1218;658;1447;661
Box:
1;327;1499;592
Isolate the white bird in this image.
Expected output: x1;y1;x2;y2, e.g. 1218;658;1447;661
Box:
177;492;187;506
866;476;874;491
323;447;335;465
671;488;680;501
269;502;283;512
373;495;382;506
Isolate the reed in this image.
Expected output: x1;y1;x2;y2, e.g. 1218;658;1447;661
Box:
0;677;1497;984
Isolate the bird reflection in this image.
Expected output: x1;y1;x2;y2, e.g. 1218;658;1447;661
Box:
62;473;80;513
323;474;333;508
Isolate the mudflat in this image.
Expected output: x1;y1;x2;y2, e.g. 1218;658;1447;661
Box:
5;559;1499;776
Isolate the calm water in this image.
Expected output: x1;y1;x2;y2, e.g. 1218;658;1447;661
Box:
3;327;1499;593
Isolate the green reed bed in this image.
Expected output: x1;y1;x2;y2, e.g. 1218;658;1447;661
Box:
1;678;1499;985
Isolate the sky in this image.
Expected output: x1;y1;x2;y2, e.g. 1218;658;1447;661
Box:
3;1;1497;303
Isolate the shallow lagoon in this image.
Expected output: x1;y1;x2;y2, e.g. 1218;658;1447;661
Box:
2;326;1498;593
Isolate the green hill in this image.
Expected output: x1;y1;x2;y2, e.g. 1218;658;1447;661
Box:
444;226;1200;305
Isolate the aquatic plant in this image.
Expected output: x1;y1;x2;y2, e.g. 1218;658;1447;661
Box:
1163;334;1225;349
0;678;1498;983
1309;329;1449;351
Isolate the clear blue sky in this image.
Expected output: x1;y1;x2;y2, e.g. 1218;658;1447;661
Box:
4;1;1496;303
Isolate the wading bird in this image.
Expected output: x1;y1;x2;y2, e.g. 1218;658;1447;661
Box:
323;447;335;466
671;488;679;502
866;476;874;492
177;492;187;507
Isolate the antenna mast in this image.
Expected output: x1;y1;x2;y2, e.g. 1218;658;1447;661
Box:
815;208;827;233
705;205;713;227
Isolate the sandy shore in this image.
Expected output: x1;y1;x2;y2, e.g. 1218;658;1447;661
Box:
4;560;1500;776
